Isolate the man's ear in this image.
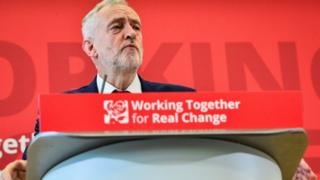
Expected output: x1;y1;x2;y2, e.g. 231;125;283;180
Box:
83;39;98;59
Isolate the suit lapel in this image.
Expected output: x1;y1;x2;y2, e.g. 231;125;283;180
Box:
83;76;153;93
139;76;154;92
84;77;99;93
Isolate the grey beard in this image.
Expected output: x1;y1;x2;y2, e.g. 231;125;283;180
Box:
112;55;141;74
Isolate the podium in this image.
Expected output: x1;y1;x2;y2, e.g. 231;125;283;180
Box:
26;92;307;180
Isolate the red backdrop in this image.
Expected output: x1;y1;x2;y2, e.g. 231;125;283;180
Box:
0;0;319;174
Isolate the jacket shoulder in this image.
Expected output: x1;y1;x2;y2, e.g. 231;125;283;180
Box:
141;79;195;92
64;77;98;94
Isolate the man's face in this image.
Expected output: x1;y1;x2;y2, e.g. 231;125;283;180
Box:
92;4;143;74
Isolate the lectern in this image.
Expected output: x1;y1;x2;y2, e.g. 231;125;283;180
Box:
26;92;307;180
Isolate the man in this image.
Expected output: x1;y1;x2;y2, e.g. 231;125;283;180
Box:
0;0;317;180
76;0;193;94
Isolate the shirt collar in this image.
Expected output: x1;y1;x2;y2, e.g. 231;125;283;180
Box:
96;74;142;94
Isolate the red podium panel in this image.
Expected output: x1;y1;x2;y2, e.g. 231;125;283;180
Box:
39;92;302;132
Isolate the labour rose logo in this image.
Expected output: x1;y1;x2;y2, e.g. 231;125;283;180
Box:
103;100;129;124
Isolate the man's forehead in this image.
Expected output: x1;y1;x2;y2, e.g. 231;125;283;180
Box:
97;4;141;24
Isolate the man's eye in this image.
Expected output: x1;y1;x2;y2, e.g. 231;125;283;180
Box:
109;23;124;32
133;25;141;31
111;25;122;29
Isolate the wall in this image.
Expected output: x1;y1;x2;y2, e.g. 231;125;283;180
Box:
0;0;319;175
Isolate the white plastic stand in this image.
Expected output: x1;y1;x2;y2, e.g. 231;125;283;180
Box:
43;138;281;180
26;129;307;180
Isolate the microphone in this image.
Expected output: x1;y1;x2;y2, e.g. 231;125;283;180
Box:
100;74;107;94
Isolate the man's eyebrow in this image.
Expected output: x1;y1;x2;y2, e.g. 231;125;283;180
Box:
107;17;141;27
107;17;125;27
130;19;141;26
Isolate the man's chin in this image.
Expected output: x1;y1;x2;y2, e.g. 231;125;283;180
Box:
115;62;140;73
121;54;141;63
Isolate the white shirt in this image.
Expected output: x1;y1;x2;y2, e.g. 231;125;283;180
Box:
96;74;142;94
0;171;4;180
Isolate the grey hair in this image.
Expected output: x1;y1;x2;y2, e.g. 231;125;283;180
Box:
82;0;128;39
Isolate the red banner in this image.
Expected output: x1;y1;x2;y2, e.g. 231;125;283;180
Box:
40;92;302;132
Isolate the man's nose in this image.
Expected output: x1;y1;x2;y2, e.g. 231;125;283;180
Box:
124;24;137;40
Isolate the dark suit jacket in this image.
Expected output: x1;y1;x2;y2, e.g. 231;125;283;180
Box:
23;76;194;159
65;76;195;93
